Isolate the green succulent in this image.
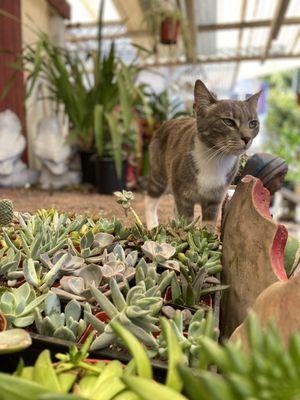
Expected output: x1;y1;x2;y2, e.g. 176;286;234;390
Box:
135;257;176;293
170;230;227;308
53;264;103;301
178;313;300;400
23;253;71;291
34;293;86;341
0;199;14;226
68;230;114;263
4;212;85;261
86;279;166;350
0;247;22;282
0;283;47;328
155;309;219;367
101;244;138;281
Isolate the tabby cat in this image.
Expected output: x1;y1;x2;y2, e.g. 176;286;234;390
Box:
145;79;260;231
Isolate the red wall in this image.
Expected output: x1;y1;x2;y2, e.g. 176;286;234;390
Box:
0;0;26;136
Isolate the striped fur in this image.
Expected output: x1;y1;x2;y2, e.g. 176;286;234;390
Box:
146;80;260;231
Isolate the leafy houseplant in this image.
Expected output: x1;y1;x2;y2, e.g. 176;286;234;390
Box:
4;1;150;191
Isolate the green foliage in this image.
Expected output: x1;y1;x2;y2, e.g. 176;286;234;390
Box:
264;73;300;182
179;313;300;400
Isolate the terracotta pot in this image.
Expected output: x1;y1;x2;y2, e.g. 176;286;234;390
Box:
79;311;109;344
160;17;180;45
0;313;7;331
297;92;300;105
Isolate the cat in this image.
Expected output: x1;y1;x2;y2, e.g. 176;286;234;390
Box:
145;79;260;231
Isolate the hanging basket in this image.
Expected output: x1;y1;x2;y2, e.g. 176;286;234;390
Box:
160;17;180;45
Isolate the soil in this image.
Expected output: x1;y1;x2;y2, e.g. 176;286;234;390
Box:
0;188;175;225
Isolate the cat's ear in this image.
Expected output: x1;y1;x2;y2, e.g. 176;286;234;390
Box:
194;80;217;111
245;91;261;108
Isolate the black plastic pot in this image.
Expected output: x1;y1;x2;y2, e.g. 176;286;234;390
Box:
95;158;127;194
80;151;96;184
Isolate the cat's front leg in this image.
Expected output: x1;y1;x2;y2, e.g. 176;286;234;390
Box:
201;201;220;233
174;197;194;224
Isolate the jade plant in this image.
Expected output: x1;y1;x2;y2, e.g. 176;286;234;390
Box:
0;283;47;328
34;293;86;341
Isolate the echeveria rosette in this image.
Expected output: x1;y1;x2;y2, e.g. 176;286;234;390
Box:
0;283;47;328
34;293;86;341
52;264;103;301
141;240;179;271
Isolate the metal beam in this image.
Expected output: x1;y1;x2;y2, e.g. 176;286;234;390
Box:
140;53;300;68
65;17;300;34
185;0;197;62
197;17;299;32
289;29;300;54
66;20;125;28
262;0;291;61
66;30;149;42
231;0;248;89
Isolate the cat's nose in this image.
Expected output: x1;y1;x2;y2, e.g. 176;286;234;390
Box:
241;136;251;145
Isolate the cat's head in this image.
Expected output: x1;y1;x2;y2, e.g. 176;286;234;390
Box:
194;80;260;155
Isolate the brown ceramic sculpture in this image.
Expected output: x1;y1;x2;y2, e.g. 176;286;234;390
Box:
220;175;288;339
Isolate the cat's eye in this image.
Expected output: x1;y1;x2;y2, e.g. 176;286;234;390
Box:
249;120;258;129
222;118;235;127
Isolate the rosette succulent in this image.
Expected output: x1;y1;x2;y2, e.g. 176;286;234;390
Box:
68;231;114;264
86;279;165;351
34;293;86;341
0;283;47;328
101;244;138;281
52;264;103;301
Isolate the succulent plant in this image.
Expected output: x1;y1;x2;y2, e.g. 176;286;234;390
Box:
0;328;32;354
40;250;85;276
3;212;86;261
34;293;86;341
0;247;22;282
52;264;103;301
68;230;114;264
154;309;219;367
141;240;176;263
0;283;47;328
135;257;176;294
86;279;166;350
23;252;72;291
101;244;138;281
0;199;14;226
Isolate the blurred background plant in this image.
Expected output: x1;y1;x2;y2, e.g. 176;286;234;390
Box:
264;71;300;184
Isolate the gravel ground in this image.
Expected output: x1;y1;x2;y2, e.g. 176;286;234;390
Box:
0;188;299;238
0;188;175;225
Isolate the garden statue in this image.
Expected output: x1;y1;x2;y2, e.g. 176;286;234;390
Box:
34;116;80;189
0;110;38;188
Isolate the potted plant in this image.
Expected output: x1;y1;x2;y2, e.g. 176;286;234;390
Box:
3;1;150;189
144;1;189;49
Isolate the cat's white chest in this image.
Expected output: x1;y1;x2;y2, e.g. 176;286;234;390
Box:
191;141;236;194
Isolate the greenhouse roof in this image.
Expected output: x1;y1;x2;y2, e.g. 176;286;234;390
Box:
67;0;300;94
